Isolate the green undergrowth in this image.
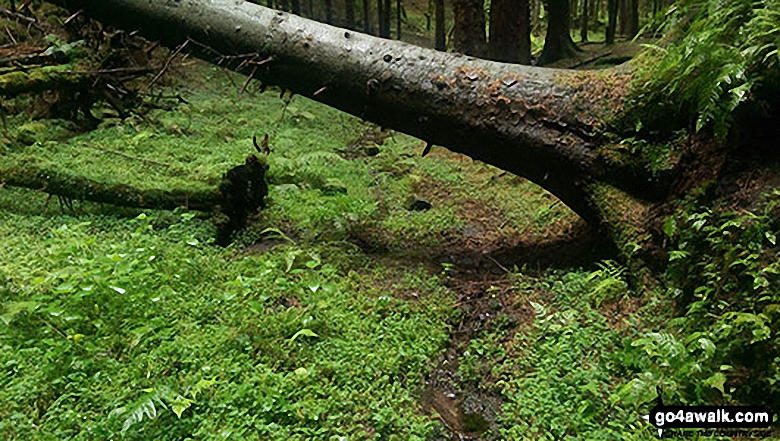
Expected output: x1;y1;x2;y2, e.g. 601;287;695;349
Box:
0;63;576;439
0;204;455;439
454;188;779;440
627;0;780;139
456;269;664;441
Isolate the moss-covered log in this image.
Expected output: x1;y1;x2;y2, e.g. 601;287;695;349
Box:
0;160;221;211
0;65;89;97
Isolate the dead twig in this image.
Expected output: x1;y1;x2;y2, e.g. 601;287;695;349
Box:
148;39;188;88
240;66;256;93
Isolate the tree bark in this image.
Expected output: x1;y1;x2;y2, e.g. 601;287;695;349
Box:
488;0;531;64
363;0;372;33
345;0;356;29
383;0;392;38
452;0;487;57
291;0;300;15
396;0;402;39
434;0;446;51
44;0;660;247
377;0;386;36
606;0;618;44
325;0;333;23
580;0;588;43
538;0;580;64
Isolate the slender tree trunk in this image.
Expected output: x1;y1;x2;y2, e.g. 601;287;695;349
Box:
488;0;531;64
325;0;333;23
452;0;487;57
383;0;392;37
377;0;385;36
291;0;300;14
618;0;628;35
629;0;639;37
396;0;402;39
538;0;580;64
345;0;356;29
434;0;446;50
606;0;618;44
589;0;598;21
363;0;372;33
267;0;273;8
280;0;288;11
580;0;588;42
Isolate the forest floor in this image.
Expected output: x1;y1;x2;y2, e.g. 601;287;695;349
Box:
1;62;670;440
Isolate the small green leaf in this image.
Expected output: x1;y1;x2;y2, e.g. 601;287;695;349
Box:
290;328;318;341
704;372;727;395
170;396;194;418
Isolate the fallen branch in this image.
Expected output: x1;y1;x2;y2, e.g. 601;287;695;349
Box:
0;159;221;211
0;64;88;96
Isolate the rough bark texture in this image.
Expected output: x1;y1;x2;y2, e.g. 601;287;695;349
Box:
538;0;581;64
44;0;655;245
488;0;531;64
452;0;487;57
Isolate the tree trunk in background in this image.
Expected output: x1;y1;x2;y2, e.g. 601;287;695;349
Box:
628;0;639;37
580;0;588;42
488;0;531;64
589;0;598;21
618;0;628;35
291;0;300;14
434;0;446;50
377;0;386;36
452;0;487;57
325;0;334;23
606;0;618;44
280;0;288;11
538;0;580;64
363;0;372;33
396;0;402;39
345;0;356;28
383;0;392;38
267;0;273;8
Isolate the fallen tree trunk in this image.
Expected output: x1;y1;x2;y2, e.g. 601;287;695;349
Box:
1;159;221;211
47;0;650;229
